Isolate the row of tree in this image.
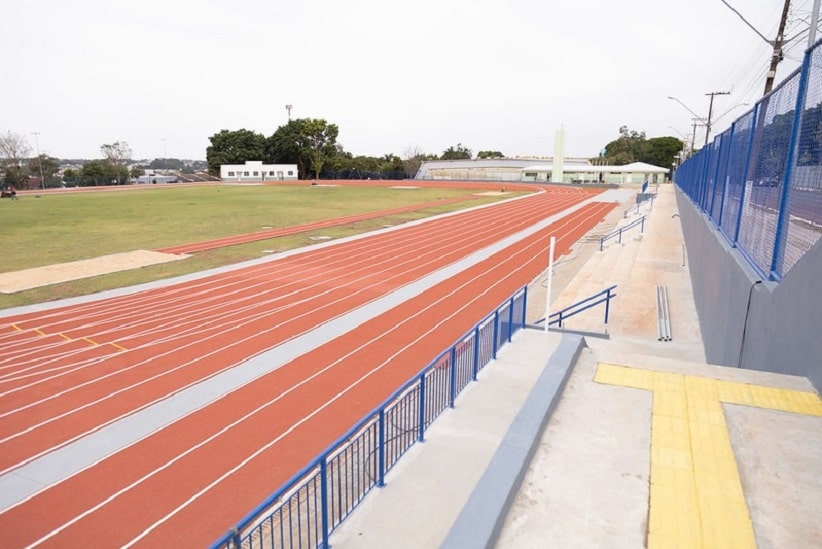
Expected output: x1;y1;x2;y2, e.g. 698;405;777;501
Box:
206;121;686;181
600;127;683;168
205;121;514;180
2;124;686;188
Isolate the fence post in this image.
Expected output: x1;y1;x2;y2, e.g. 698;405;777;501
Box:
733;102;759;244
418;373;426;442
378;410;386;487
771;45;813;279
449;347;457;408
640;216;646;234
472;326;480;381
520;286;528;330
320;457;330;549
604;287;613;324
492;311;499;359
507;296;514;342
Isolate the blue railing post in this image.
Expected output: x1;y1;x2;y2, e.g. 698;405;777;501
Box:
378;410;386;487
418;373;426;442
471;326;480;381
604;287;613;324
448;347;457;408
320;458;330;549
507;297;514;342
734;102;759;245
521;286;528;329
492;311;499;359
770;46;813;280
640;216;646;234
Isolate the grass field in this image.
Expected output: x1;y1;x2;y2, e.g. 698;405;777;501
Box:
0;183;524;309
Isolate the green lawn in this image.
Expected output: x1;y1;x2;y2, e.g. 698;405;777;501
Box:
0;183;523;309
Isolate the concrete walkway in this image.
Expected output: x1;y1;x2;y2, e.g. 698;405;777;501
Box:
329;184;822;549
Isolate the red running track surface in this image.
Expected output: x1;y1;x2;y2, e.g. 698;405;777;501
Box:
0;185;614;547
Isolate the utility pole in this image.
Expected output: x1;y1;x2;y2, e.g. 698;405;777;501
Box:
690;118;703;156
764;0;791;95
810;0;820;47
704;91;731;146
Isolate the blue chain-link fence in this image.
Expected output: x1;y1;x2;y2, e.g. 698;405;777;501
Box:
675;40;822;280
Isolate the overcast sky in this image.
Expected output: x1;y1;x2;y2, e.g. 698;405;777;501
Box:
1;0;816;161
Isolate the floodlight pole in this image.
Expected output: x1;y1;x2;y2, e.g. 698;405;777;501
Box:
32;132;45;189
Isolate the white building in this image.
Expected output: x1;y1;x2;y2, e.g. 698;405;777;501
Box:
220;161;298;181
416;158;669;185
520;161;669;184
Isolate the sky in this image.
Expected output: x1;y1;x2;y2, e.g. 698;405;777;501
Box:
1;0;817;162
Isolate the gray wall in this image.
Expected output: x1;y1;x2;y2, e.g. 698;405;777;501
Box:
676;188;822;391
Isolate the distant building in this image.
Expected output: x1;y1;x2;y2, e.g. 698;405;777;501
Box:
415;158;669;185
220;161;298;181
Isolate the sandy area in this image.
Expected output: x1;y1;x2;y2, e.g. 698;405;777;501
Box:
0;250;187;294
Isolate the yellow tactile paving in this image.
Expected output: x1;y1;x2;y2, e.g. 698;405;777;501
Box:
595;363;822;549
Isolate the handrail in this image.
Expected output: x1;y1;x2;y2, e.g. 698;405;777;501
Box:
600;216;646;250
210;286;528;549
533;285;617;329
623;193;656;218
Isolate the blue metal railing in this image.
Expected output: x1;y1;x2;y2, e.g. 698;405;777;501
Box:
533;285;617;329
675;38;822;281
624;194;656;218
600;217;646;250
211;286;528;549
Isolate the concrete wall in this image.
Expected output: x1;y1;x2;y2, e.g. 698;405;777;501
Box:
676;188;822;391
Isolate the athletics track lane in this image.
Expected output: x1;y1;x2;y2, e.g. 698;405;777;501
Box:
2;188;610;542
0;189;590;475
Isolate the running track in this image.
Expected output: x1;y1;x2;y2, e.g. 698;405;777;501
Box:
0;184;615;547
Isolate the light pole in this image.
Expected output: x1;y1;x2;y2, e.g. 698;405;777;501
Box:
32;132;45;189
161;138;167;175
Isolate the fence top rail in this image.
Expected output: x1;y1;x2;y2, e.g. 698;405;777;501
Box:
533;284;617;326
600;217;646;247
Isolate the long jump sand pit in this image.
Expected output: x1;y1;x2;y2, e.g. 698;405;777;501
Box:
0;250;187;294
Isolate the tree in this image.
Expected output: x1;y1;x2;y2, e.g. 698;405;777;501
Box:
402;145;437;179
477;150;504;159
643;137;684;170
81;159;115;186
0;131;32;187
267;118;339;179
130;166;145;180
27;155;60;187
603;127;647;165
63;168;80;186
301;119;339;179
441;143;472;160
100;141;133;184
206;129;267;175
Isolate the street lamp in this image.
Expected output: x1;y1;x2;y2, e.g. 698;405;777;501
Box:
32;132;45;189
